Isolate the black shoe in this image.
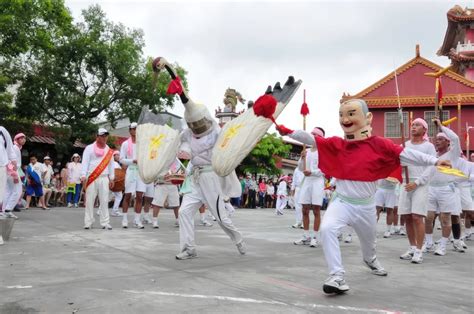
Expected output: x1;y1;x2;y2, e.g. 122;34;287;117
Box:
13;208;21;212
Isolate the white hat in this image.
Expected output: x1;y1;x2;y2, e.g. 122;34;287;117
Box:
97;128;109;136
44;156;51;160
129;122;138;129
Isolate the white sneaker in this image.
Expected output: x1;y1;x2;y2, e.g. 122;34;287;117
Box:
175;250;197;260
110;211;123;217
0;235;4;245
364;258;388;276
400;248;414;260
383;231;391;238
5;212;18;219
453;240;466;253
134;219;144;229
344;234;352;243
83;224;92;230
411;251;423;264
293;236;310;245
464;233;472;241
153;220;159;229
143;215;153;224
434;245;446;256
96;210;101;216
199;220;213;227
459;239;468;249
236;241;246;255
174;220;180;227
291;223;302;229
422;243;435;253
67;203;72;208
309;237;319;248
122;217;128;228
337;233;343;241
102;223;112;230
74;203;78;208
323;276;350;294
399;227;406;236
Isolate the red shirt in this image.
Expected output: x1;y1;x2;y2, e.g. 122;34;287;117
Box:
315;136;404;182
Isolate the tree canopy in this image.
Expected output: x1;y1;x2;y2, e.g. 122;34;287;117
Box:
1;1;187;145
238;133;291;176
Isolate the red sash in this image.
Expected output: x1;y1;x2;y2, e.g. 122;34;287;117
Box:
86;148;114;189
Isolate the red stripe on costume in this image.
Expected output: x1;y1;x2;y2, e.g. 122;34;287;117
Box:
86;149;114;189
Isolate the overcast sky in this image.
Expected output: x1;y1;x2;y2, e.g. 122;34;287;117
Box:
66;0;473;136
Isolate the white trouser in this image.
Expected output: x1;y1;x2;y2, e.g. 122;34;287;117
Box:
276;195;287;214
0;166;6;205
112;191;123;211
321;197;377;276
178;170;242;253
294;187;302;223
2;175;22;211
84;176;110;227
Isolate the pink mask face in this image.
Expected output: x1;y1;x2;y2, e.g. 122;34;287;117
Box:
339;101;371;134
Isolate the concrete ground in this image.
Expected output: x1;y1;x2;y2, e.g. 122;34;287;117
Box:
0;206;473;314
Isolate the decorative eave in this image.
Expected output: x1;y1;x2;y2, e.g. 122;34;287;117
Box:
341;46;474;104
447;6;474;22
357;93;474;109
448;49;474;62
438;6;474;56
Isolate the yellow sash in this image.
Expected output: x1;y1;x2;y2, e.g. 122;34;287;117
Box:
86;149;114;189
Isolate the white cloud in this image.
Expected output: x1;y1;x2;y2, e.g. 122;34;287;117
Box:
66;0;468;136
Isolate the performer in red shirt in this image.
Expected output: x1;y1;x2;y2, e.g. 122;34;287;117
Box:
277;98;451;294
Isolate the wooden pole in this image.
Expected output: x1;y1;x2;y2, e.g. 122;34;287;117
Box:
457;94;462;136
302;89;307;171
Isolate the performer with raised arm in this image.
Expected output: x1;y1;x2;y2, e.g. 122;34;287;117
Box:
152;57;245;260
275;98;451;294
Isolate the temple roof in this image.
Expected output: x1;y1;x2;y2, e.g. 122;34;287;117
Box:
341;46;474;108
438;5;474;56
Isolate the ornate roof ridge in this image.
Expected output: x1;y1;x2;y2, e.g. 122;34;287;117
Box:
341;55;474;103
447;5;474;22
352;93;474;108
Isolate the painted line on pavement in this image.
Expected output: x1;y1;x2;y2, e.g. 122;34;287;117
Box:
6;285;33;289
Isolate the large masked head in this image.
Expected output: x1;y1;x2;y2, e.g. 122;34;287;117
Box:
183;100;215;136
339;99;373;141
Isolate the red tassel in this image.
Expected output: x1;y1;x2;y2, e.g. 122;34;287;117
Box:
276;124;294;135
300;102;309;116
253;94;277;120
167;76;183;95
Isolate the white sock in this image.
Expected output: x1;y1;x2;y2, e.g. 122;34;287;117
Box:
200;213;206;221
410;245;416;252
386;225;391;232
466;227;472;235
152;217;158;224
122;213;128;221
310;231;315;238
135;213;141;221
440;237;449;246
303;230;309;238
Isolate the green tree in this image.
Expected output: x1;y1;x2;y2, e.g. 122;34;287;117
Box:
238;133;291;176
12;4;187;143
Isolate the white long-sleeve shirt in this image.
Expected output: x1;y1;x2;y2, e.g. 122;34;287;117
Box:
81;144;115;180
67;162;82;184
428;125;461;185
453;158;474;188
180;128;219;167
291;167;304;190
277;180;287;196
0;126;15;167
289;130;438;199
120;138;137;166
297;149;323;177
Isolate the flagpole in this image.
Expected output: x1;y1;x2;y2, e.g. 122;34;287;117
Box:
394;68;409;184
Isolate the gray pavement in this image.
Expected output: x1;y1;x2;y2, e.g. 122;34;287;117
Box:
0;206;473;314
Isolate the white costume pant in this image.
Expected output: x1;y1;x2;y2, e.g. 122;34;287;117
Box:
178;170;242;253
112;191;123;211
84;176;110;227
276;195;287;214
321;197;377;276
0;166;6;205
294;187;302;223
2;175;22;211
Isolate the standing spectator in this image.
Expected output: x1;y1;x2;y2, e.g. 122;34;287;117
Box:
66;153;82;208
1;130;20;218
276;176;289;215
110;151;124;217
80;128;114;230
241;174;249;208
25;155;47;209
258;177;266;208
42;156;54;207
265;180;275;209
248;175;257;209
